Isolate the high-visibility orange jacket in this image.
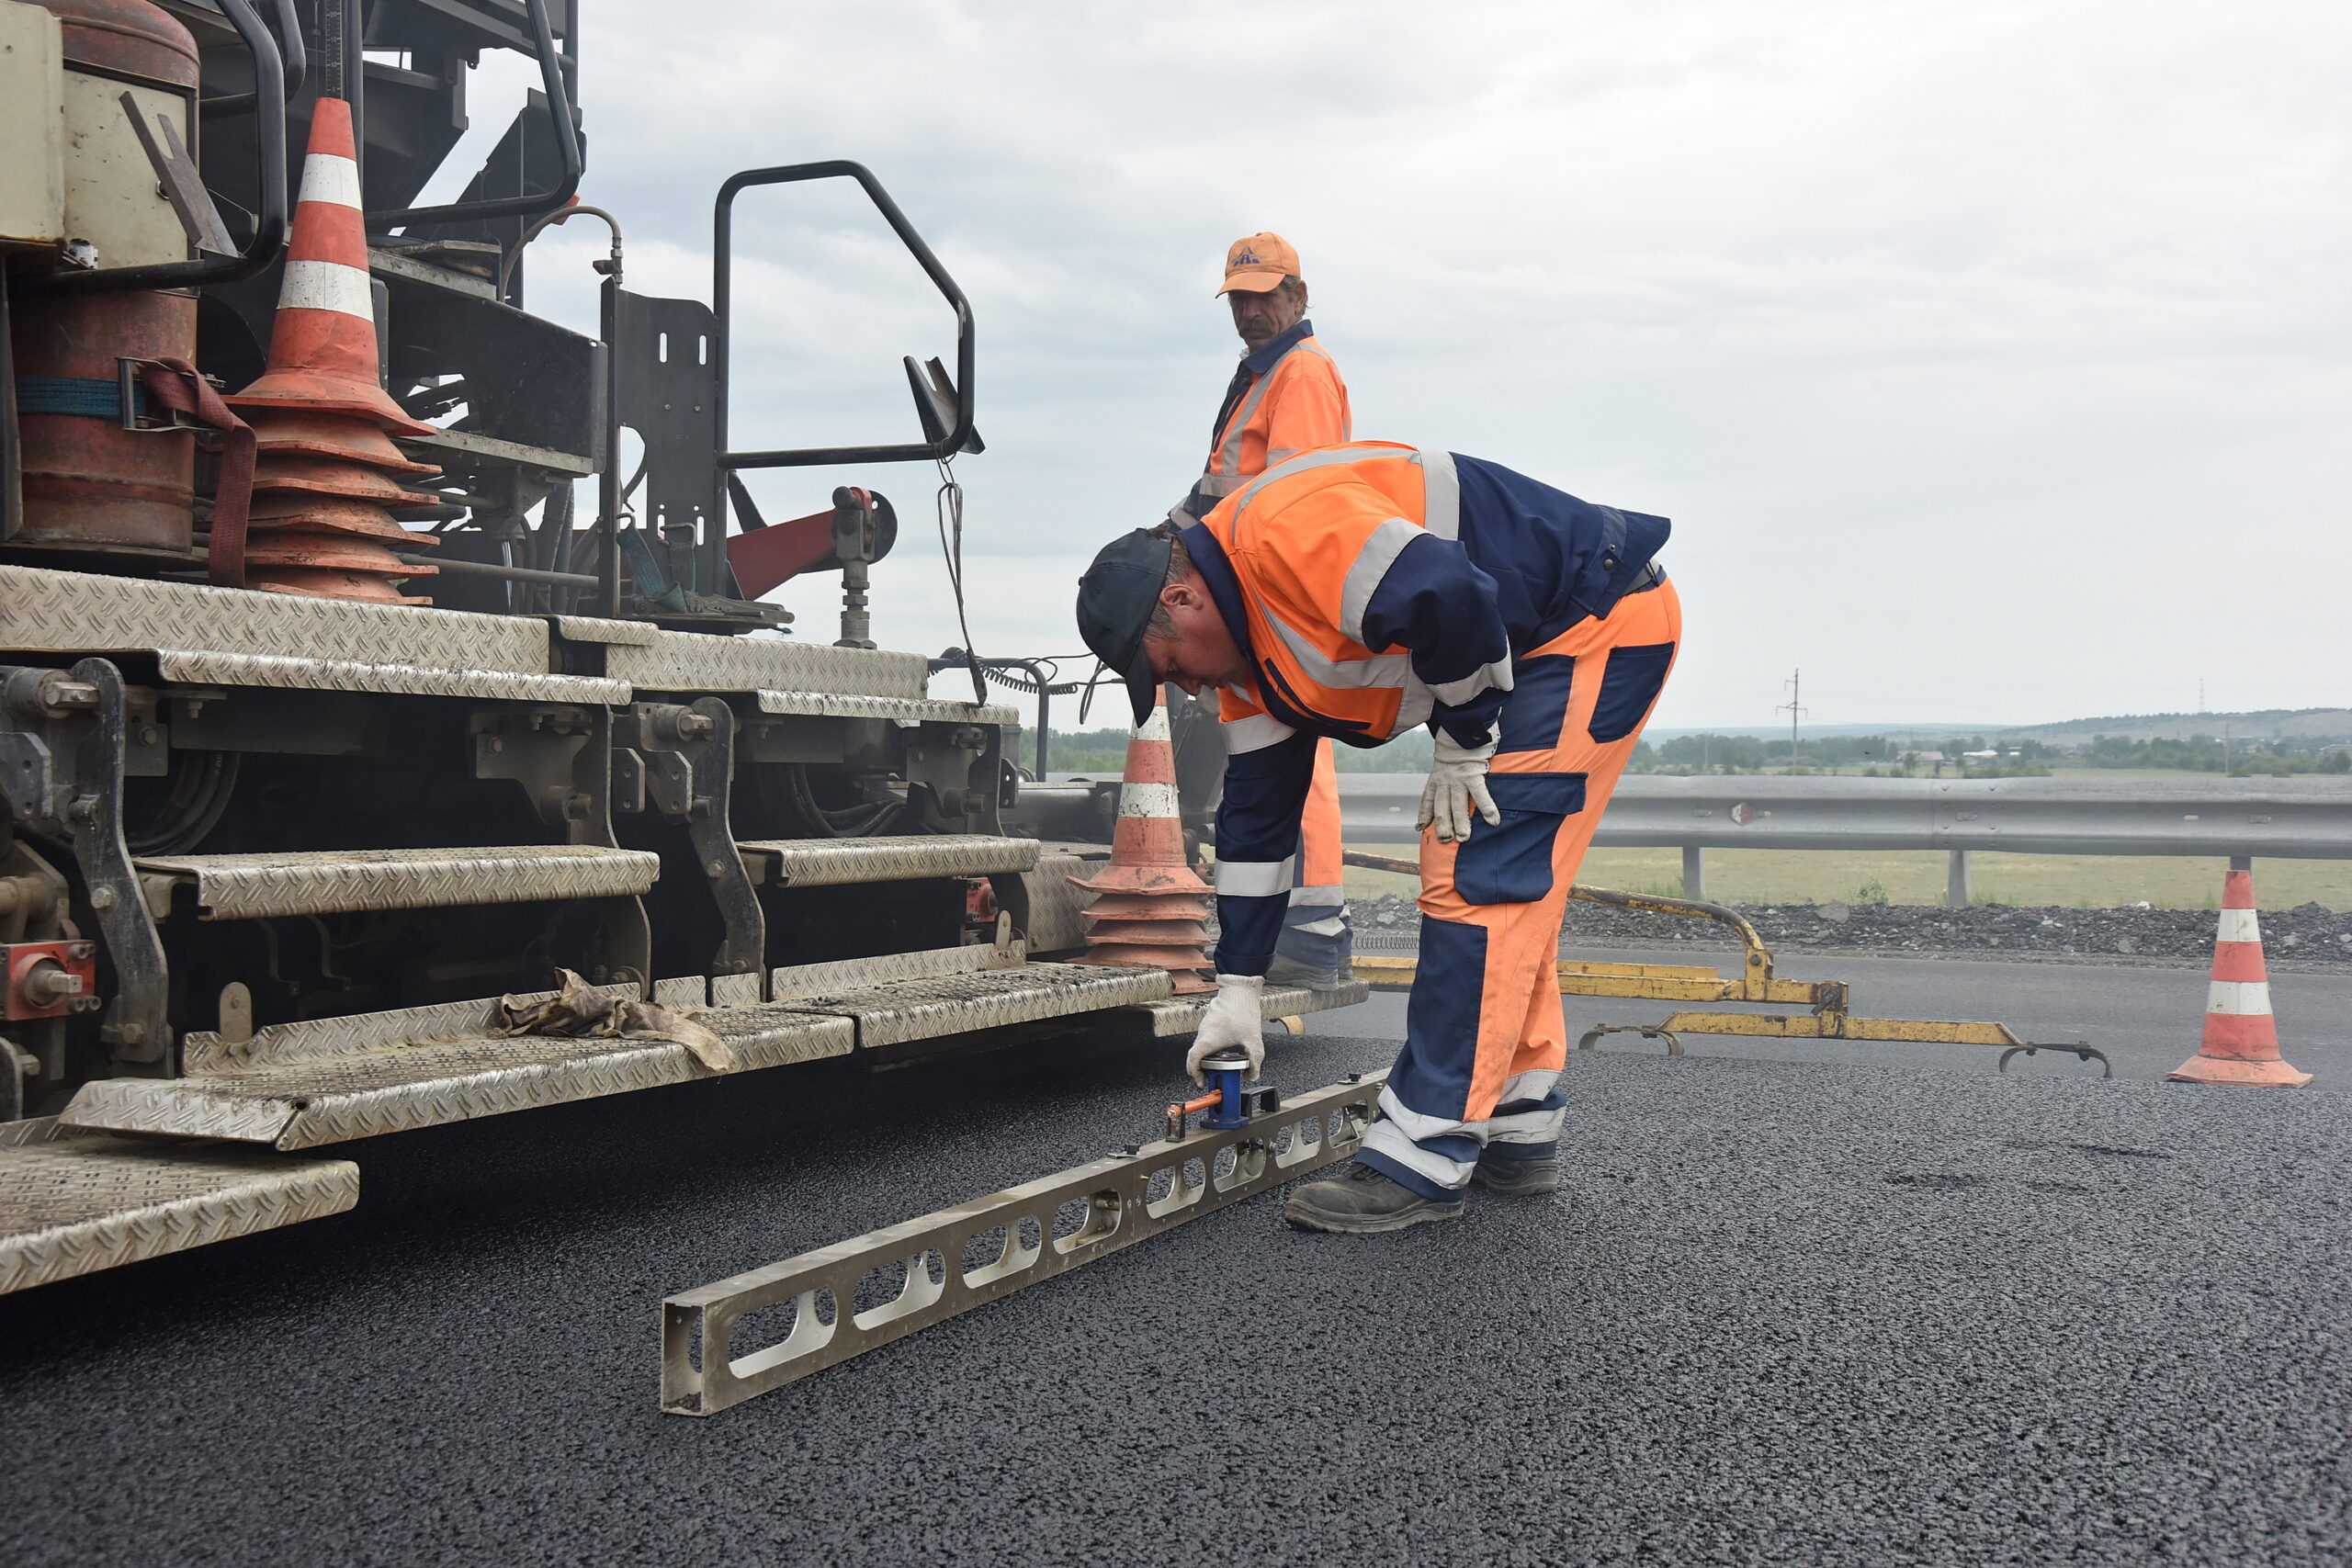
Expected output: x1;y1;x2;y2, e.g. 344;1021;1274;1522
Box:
1183;441;1671;973
1177;319;1351;521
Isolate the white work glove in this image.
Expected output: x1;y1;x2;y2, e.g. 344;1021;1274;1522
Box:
1418;731;1501;843
1185;974;1266;1085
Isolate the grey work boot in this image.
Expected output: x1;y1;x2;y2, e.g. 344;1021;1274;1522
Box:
1283;1162;1465;1234
1470;1147;1561;1197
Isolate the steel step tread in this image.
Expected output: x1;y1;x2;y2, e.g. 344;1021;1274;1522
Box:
752;688;1019;725
735;834;1043;888
763;961;1171;1048
0;1121;357;1295
55;954;1172;1152
59;1008;854;1150
134;843;663;921
1129;978;1372;1037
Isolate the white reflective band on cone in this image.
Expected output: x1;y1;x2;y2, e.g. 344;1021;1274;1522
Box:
2206;980;2274;1016
278;259;377;321
300;152;363;209
1115;782;1180;818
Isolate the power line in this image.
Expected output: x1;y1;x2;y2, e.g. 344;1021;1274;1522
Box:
1776;669;1806;767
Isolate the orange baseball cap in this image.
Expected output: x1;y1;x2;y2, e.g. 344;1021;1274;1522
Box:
1217;231;1300;296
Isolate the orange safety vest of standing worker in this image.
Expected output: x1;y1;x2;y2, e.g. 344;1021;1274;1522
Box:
1177;232;1354;987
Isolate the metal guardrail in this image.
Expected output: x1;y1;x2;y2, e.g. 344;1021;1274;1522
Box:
1338;773;2352;857
1338;773;2352;903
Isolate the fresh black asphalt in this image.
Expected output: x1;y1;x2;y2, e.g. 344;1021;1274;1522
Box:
4;995;2348;1564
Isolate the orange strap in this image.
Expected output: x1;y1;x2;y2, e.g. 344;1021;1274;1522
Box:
137;359;254;590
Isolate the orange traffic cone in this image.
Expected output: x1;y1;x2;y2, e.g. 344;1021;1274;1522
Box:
2168;864;2312;1088
1069;693;1216;993
224;97;440;604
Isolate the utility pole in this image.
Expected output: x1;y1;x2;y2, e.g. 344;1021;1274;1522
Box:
1777;670;1805;773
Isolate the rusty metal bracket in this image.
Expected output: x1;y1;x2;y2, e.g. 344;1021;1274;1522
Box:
662;1068;1387;1415
0;663;172;1070
616;700;763;979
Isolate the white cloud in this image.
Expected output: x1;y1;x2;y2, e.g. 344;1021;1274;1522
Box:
507;0;2349;733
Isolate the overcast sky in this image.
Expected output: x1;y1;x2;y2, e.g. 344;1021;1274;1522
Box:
441;0;2350;735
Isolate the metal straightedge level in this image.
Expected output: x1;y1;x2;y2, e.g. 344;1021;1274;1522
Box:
662;1068;1388;1416
1343;854;2109;1075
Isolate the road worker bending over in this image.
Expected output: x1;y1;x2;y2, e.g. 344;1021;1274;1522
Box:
1174;233;1355;992
1077;442;1679;1234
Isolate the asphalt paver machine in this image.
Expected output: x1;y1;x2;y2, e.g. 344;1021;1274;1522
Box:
0;0;1362;1295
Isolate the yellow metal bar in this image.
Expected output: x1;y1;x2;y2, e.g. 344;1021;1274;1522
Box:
1351;955;1419;991
1340;856;2039;1059
1650;1011;2025;1047
1558;960;1720;980
1354;955;1827;1008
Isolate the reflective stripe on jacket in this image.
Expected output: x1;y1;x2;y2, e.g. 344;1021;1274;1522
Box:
1178;321;1351;521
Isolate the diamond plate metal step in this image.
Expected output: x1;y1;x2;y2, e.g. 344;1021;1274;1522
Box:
737;835;1042;889
133;844;662;921
766;963;1171;1048
60;1006;855;1149
0;562;555;674
752;689;1018;725
0;1119;358;1295
1129;978;1372;1036
58;947;1170;1149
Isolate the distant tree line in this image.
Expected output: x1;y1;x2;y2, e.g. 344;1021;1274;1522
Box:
1042;726;2351;779
1632;734;1991;775
2080;735;2350;776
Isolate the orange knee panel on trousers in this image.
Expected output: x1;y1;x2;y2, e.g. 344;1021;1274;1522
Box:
1299;739;1342;892
1414;581;1682;1122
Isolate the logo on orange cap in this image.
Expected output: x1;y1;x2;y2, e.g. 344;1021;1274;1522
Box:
1218;231;1300;297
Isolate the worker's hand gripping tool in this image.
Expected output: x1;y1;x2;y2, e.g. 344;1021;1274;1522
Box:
1164;1047;1282;1141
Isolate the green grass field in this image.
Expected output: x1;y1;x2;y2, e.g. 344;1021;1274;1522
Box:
1339;845;2352;910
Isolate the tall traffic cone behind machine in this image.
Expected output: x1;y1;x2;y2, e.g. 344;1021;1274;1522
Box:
1069;693;1216;994
224;97;441;605
2168;863;2312;1088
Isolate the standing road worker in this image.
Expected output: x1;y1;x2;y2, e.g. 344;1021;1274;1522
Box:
1077;442;1679;1234
1175;232;1354;990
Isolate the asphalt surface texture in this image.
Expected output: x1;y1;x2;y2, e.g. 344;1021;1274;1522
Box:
6;959;2350;1565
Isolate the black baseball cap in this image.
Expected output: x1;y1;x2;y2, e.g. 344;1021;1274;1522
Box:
1076;527;1176;727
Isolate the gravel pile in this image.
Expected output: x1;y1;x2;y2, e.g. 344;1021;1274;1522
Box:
1347;894;2352;970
